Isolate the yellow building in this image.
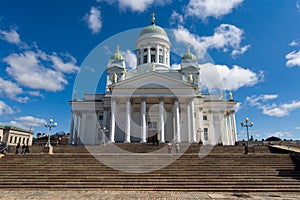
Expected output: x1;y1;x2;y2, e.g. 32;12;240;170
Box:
0;125;33;146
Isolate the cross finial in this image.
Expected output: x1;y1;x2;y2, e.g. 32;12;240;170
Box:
187;45;190;53
151;12;156;25
116;45;120;54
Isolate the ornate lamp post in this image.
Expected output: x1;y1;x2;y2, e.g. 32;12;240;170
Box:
43;119;57;154
240;117;253;154
101;127;108;144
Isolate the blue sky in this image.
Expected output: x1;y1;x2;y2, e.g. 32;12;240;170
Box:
1;0;300;140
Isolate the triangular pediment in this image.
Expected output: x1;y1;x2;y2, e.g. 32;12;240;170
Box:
110;72;196;89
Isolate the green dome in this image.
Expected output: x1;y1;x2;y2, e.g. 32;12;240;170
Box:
182;46;197;60
182;51;197;60
110;53;124;60
139;24;167;37
110;46;124;60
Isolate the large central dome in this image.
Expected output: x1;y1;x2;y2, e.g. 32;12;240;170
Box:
135;14;171;71
139;24;168;37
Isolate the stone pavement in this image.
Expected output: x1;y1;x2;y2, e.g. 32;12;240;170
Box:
0;190;300;200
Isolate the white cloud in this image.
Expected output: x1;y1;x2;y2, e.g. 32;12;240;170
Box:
3;50;78;92
0;101;14;115
122;50;137;69
170;11;184;26
297;0;300;12
50;53;79;73
246;95;300;117
286;50;300;67
0;28;21;45
289;40;299;47
0;78;30;103
200;63;263;91
0;78;22;98
10;116;46;131
84;7;102;34
119;0;172;12
27;91;44;97
233;102;241;112
186;0;243;20
98;0;172;12
231;45;250;58
119;0;154;12
173;24;249;58
170;63;181;70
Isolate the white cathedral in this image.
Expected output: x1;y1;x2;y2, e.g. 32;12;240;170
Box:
69;16;238;146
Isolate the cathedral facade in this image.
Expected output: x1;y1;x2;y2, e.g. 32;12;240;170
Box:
69;18;237;146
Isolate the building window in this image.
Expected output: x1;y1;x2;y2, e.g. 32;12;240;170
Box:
159;55;163;63
203;115;208;120
204;128;208;140
99;115;103;120
151;54;155;62
10;136;13;143
0;136;1;141
143;55;147;63
144;48;147;52
26;138;29;145
14;137;17;143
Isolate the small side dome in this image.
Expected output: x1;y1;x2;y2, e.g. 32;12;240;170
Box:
182;46;197;60
110;45;124;60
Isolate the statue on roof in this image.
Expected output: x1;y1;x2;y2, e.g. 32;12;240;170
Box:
113;73;118;83
188;73;194;84
151;12;156;25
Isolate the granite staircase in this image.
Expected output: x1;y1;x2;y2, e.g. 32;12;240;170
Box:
0;144;300;192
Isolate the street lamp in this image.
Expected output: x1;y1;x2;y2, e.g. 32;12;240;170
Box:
44;118;58;148
240;117;254;154
101;127;108;144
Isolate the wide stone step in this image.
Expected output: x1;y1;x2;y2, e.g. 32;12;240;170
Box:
1;144;299;192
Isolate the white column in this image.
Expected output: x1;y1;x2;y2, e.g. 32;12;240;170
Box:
167;49;170;65
156;45;159;63
147;47;151;63
231;111;237;143
106;74;110;91
175;100;181;142
125;98;131;143
75;113;80;145
69;112;75;145
103;110;107;129
79;113;86;145
190;99;196;142
141;98;147;143
226;113;232;145
163;47;166;64
198;107;204;143
159;98;165;143
223;113;229;145
187;100;191;142
173;103;176;142
209;112;215;145
110;98;116;142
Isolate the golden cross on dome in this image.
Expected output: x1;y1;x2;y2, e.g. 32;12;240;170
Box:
151;12;156;25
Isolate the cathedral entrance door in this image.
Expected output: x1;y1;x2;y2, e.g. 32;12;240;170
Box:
147;121;159;143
